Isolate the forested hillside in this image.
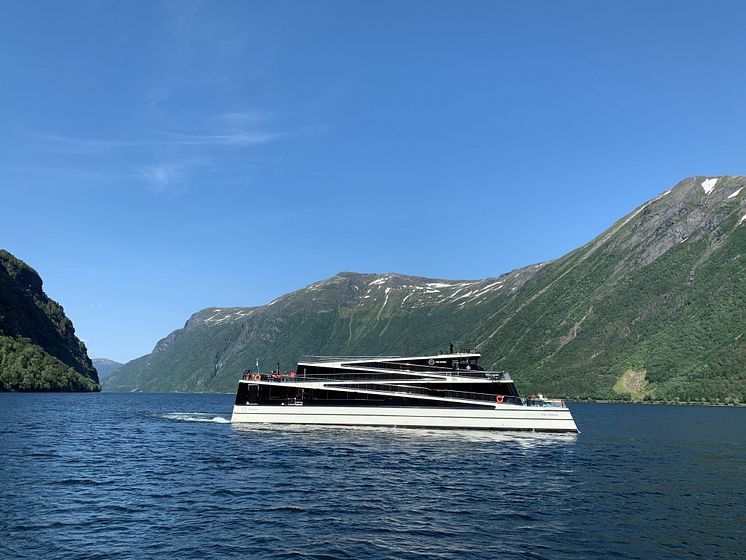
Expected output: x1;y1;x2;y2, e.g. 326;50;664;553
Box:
0;250;99;391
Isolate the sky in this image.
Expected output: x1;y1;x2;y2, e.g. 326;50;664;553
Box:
1;1;745;362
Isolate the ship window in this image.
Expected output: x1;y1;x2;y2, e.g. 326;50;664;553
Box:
235;383;249;405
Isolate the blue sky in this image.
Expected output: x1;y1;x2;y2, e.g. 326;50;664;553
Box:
1;1;744;362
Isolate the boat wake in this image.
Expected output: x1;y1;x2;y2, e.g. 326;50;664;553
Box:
161;412;231;424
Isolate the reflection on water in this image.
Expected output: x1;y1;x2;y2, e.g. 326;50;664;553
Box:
1;393;744;560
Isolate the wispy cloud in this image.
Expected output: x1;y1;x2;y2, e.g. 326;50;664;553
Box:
141;163;182;193
153;129;284;146
35;128;282;151
17;160;203;194
139;159;205;194
27;108;327;194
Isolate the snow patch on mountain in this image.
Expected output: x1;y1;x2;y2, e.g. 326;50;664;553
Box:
444;287;467;300
701;177;718;195
204;308;255;325
727;187;743;199
453;290;476;301
382;287;391;305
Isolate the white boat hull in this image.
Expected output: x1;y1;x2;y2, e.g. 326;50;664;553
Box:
231;404;579;432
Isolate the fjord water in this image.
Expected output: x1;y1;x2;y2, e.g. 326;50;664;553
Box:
1;394;744;559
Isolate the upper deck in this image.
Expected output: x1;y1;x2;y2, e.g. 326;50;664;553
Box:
299;352;482;370
236;352;568;409
294;352;505;380
244;352;513;383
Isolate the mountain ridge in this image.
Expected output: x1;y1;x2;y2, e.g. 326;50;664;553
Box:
105;176;746;402
92;358;124;381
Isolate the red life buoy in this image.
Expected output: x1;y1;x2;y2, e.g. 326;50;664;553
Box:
495;395;504;404
253;374;261;381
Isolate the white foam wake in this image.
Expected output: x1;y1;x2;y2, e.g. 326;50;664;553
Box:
161;412;231;424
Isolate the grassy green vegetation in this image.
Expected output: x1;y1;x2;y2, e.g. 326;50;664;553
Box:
106;176;746;403
0;250;99;392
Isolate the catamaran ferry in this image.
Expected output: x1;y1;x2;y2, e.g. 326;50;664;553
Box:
231;351;579;432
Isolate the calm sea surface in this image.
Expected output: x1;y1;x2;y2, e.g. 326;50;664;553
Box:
1;393;744;559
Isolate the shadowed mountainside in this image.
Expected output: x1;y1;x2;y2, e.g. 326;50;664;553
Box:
0;250;99;391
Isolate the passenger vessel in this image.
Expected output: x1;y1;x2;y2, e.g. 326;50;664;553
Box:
231;351;579;432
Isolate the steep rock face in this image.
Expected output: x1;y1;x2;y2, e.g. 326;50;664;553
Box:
106;176;746;401
0;250;99;391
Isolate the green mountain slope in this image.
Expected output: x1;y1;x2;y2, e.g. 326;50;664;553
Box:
0;250;99;391
106;176;745;402
105;270;537;392
471;176;746;402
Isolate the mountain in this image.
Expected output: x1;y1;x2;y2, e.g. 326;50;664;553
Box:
92;358;124;381
472;175;745;403
104;269;537;393
105;176;746;403
0;250;99;391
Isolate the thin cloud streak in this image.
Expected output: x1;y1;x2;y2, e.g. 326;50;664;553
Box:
34;129;282;150
25;111;328;195
153;129;284;145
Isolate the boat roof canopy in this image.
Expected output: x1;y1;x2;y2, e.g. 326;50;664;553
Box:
298;352;481;365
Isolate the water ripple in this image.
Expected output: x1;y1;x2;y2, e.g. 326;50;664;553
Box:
1;394;744;559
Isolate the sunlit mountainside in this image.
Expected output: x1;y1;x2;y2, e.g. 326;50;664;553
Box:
105;176;746;403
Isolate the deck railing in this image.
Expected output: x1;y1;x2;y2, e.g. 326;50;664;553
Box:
243;370;510;383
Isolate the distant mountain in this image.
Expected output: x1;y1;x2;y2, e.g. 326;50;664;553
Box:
92;358;124;381
0;250;99;391
105;176;746;403
104;269;537;393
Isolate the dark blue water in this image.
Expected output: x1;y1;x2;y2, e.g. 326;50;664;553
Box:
1;394;744;559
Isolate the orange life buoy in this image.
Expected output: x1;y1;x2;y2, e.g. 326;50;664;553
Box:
253;374;261;381
495;395;504;404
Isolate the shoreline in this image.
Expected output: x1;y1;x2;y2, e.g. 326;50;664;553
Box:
4;390;744;407
569;398;745;407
